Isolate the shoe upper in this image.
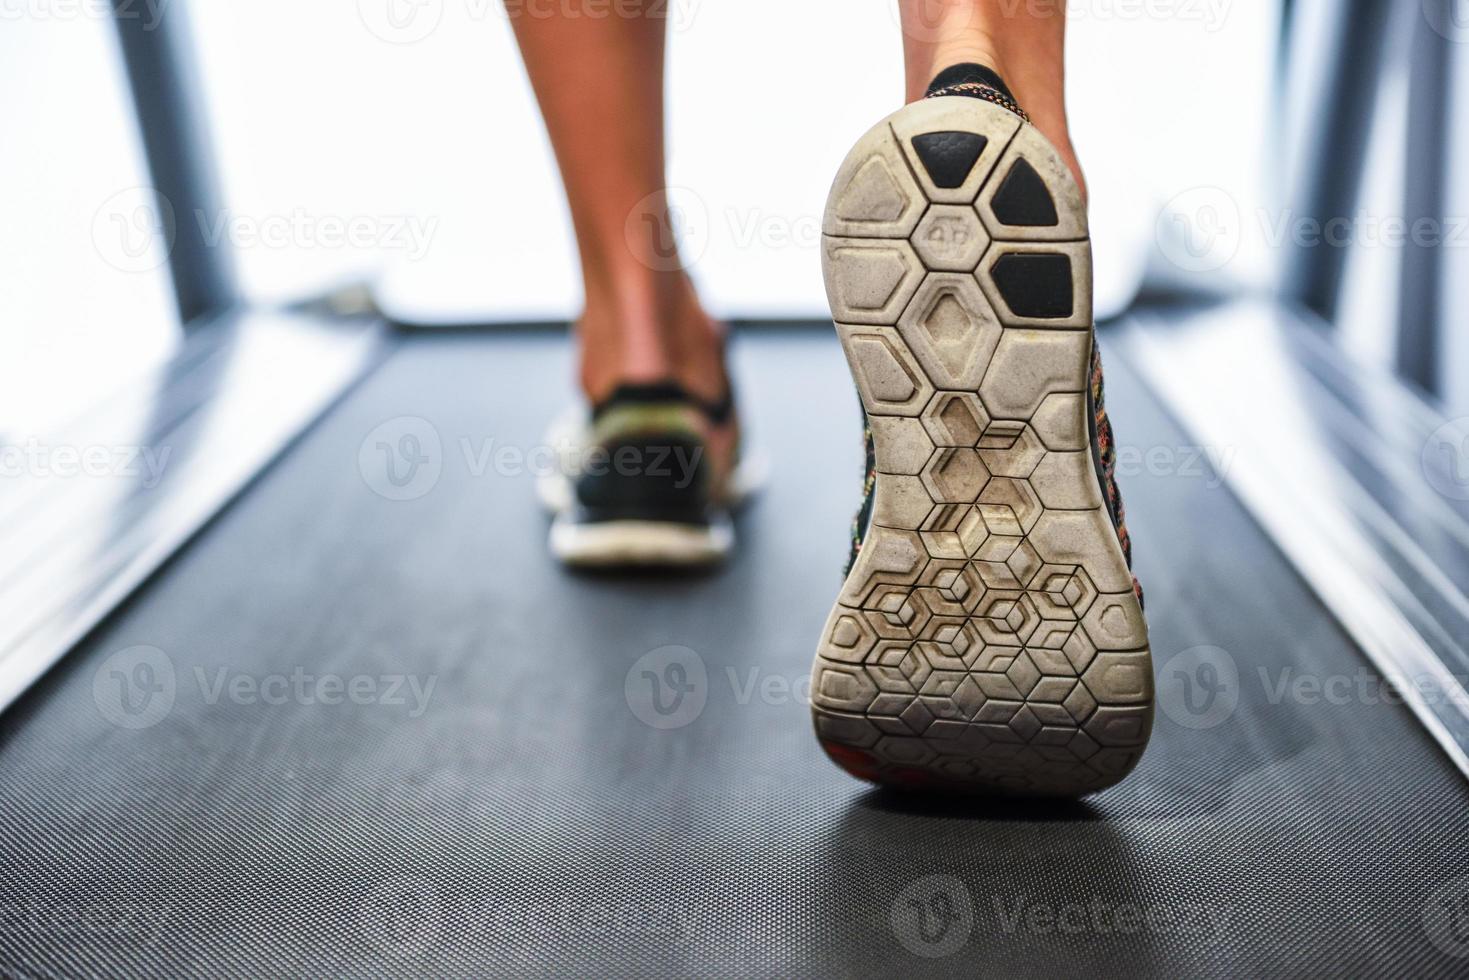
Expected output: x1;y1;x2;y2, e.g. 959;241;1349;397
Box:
570;382;734;527
924;62;1029;120
846;64;1142;606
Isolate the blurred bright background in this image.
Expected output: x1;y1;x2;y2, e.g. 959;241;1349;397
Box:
9;0;1458;430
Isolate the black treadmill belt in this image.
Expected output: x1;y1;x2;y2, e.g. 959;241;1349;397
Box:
1;329;1466;979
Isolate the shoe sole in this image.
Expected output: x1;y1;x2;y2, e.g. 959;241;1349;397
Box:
810;97;1153;796
550;515;733;567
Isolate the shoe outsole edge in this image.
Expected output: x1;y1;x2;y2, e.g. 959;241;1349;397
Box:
812;97;1153;797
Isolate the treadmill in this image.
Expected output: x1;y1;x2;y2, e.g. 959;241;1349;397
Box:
2;1;1467;977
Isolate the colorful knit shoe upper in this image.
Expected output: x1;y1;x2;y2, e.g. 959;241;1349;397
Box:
846;64;1143;606
573;381;737;525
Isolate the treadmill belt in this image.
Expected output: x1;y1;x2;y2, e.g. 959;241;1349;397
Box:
1;328;1466;979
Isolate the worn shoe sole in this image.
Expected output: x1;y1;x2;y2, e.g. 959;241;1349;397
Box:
810;97;1153;796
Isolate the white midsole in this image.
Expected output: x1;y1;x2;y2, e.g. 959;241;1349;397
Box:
549;516;734;567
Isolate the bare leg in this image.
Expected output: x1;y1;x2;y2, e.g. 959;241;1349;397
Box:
899;0;1085;197
507;3;727;406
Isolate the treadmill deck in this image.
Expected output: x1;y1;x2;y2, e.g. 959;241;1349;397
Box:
1;328;1465;978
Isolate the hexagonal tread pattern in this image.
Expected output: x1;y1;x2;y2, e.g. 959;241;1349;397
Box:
814;95;1150;797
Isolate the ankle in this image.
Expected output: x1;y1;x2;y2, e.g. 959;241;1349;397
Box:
577;271;727;407
914;43;1009;103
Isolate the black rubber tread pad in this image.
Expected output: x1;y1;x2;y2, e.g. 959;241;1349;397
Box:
992;252;1074;319
0;331;1466;978
911;132;988;189
991;159;1059;227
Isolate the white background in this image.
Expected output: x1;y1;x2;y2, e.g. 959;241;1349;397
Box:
188;0;1278;319
1;0;1300;431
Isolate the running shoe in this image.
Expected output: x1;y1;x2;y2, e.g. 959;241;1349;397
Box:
809;64;1152;796
540;381;754;567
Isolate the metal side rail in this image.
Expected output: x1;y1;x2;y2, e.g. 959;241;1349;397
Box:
0;311;386;711
1121;298;1469;777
